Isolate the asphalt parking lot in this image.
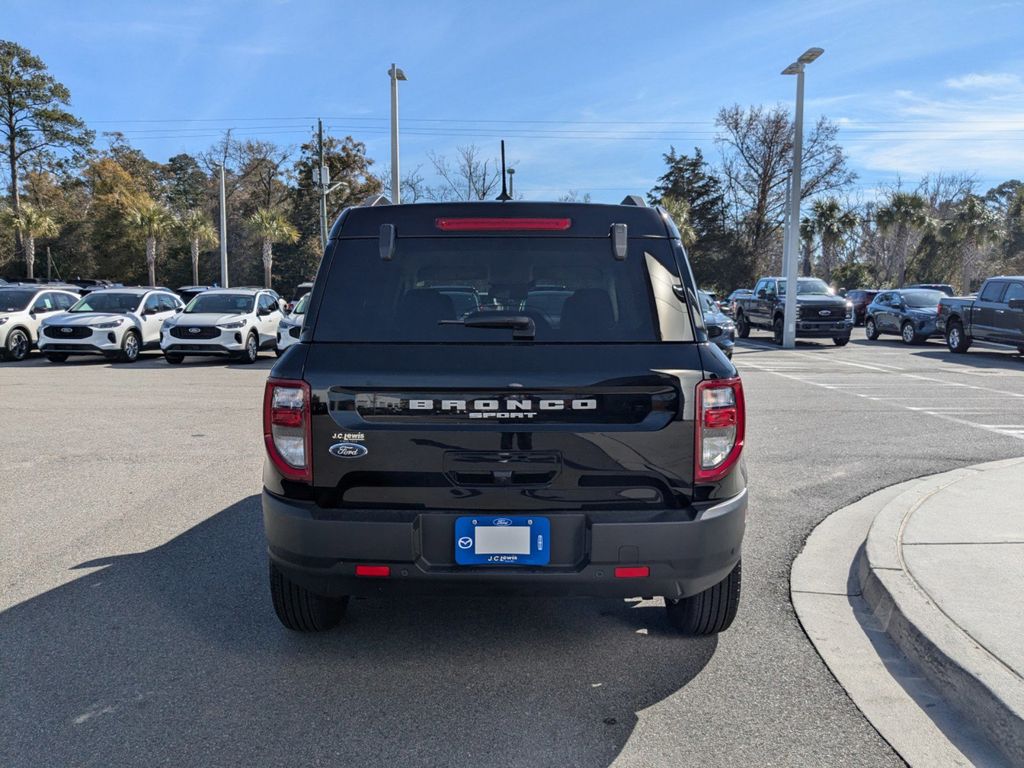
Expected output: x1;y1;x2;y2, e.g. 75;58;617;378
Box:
2;337;1023;767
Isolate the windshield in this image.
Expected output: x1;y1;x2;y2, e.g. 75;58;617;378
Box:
698;291;717;312
314;238;694;343
291;293;310;315
185;293;254;314
778;278;833;296
70;293;141;313
0;290;36;312
903;290;944;308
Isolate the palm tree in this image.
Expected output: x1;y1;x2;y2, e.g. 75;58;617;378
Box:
799;217;816;277
949;195;999;293
128;199;174;286
3;204;58;280
247;208;299;288
810;198;859;282
876;192;929;288
178;210;219;285
658;195;697;249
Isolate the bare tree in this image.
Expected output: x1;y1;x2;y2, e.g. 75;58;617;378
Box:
426;145;503;201
377;163;428;203
558;190;592;203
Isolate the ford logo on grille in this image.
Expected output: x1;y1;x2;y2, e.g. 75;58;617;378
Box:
60;327;72;333
818;310;832;316
188;327;201;334
494;518;513;526
328;442;368;459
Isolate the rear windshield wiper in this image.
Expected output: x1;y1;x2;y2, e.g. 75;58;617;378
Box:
440;312;536;340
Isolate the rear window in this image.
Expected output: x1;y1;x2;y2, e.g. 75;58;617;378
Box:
314;237;694;343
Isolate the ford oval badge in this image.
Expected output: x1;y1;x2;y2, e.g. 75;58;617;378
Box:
329;442;368;459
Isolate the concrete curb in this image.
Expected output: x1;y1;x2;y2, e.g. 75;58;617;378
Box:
860;459;1024;766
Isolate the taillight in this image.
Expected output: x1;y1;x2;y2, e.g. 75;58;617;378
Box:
434;217;572;231
694;377;745;483
263;378;311;483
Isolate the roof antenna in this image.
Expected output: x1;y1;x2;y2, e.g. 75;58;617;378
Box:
496;140;511;201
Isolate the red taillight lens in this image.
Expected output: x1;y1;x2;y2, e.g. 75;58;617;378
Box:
694;378;745;484
614;566;650;579
355;564;390;578
263;378;311;483
434;217;572;232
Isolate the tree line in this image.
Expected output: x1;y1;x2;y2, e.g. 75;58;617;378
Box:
3;39;1023;298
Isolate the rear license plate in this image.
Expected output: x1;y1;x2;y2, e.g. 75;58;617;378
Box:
454;516;550;565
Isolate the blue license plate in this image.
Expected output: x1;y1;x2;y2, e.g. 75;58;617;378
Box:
454;516;550;566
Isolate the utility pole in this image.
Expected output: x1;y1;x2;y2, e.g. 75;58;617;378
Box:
388;64;407;204
219;164;229;288
781;47;823;349
318;118;328;252
46;246;52;281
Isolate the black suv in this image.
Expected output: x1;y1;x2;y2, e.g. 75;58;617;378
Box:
262;200;747;635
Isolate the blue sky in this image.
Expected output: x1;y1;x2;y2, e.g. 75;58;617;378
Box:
5;0;1024;201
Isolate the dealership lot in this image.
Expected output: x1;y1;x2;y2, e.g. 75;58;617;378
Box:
2;340;1023;767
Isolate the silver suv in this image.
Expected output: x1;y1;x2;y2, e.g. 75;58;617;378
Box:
160;288;283;364
0;285;80;361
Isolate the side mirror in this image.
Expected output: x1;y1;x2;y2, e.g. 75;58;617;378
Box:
175;306;183;313
757;289;767;299
258;306;271;316
1009;299;1024;311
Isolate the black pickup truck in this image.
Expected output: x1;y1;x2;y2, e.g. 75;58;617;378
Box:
262;198;747;635
937;276;1024;354
734;276;852;345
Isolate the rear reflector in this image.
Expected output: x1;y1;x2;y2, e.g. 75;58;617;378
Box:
435;217;572;232
355;564;391;578
614;566;650;579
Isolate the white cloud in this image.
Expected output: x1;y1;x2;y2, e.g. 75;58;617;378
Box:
944;72;1022;90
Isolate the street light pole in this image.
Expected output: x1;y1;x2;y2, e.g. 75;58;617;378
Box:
388;63;407;204
219;164;229;288
781;47;823;349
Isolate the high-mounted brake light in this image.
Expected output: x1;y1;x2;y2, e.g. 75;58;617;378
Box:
434;217;572;232
694;377;745;483
263;378;312;483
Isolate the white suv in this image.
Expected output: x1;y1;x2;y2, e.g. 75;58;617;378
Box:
0;285;80;361
275;292;309;356
161;288;283;364
38;287;183;363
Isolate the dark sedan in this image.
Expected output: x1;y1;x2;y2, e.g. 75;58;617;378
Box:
845;288;878;326
865;289;946;344
723;289;752;318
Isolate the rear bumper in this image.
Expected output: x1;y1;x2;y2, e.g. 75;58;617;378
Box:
262;489;746;599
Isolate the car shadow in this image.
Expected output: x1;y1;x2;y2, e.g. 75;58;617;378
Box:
0;496;716;768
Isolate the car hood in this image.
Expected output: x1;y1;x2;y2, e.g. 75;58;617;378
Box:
43;312;120;326
794;294;847;306
171;313;245;326
703;309;732;325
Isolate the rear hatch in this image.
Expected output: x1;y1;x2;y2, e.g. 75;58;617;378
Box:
303;212;706;514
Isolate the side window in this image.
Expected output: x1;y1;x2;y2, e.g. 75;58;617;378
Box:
143;294;162;314
980;281;1006;303
754;279;766;295
1004;283;1024;303
877;293;891;306
158;294;179;312
33;293;55;311
54;292;76;310
259;294;276;312
765;280;777;296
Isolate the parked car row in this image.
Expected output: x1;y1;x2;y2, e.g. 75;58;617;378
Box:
0;283;310;364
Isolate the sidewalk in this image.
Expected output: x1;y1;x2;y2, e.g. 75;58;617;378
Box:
792;458;1024;767
861;458;1024;765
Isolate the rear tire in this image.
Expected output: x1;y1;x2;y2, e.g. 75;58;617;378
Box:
735;312;750;339
164;353;184;365
238;332;259;364
46;353;69;363
865;317;879;340
269;562;348;632
665;560;741;636
946;321;970;353
118;330;141;363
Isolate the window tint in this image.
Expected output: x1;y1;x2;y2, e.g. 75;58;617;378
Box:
185;293;254;314
33;293;56;311
259;294;277;311
144;294;162;313
53;292;77;310
314;237;689;343
157;294;179;312
1005;283;1024;303
980;281;1006;302
0;289;36;311
70;293;142;313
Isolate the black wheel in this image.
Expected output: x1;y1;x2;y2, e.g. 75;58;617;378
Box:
45;353;69;363
735;312;750;339
275;346;283;358
865;317;880;340
164;353;184;365
118;330;141;363
946;321;970;353
772;316;783;345
239;332;259;364
833;336;850;347
4;327;30;361
900;321;921;345
665;560;741;636
269;562;348;632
